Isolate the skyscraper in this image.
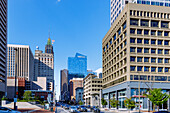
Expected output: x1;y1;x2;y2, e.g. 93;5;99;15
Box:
34;37;54;91
110;0;170;25
60;69;68;101
0;0;7;99
7;44;34;99
103;3;170;110
68;53;87;76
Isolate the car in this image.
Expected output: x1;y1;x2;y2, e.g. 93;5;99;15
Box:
0;107;21;113
69;106;78;113
91;106;100;113
78;105;87;112
64;104;70;110
86;105;91;111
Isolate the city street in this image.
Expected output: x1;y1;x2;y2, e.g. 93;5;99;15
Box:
55;106;151;113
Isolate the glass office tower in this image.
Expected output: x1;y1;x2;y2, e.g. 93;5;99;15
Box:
68;53;87;76
110;0;170;25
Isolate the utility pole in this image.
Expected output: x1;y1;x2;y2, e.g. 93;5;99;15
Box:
14;48;17;110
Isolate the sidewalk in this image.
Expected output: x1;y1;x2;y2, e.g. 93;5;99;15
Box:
100;108;153;113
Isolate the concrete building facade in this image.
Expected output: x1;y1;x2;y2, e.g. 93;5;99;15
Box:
34;38;54;91
75;87;84;103
110;0;170;25
84;74;102;106
0;0;8;99
69;78;83;100
103;3;170;110
7;44;34;99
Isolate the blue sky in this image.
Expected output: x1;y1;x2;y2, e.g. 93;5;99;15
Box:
8;0;110;99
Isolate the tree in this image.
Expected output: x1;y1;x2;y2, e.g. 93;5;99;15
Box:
124;97;135;113
109;98;119;108
101;98;107;107
23;91;32;101
144;88;170;111
79;101;83;105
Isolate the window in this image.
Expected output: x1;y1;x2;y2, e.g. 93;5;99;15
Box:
137;48;142;53
158;67;163;72
114;34;116;40
158;31;162;36
130;29;136;34
134;75;139;80
161;21;169;28
151;40;156;44
151;21;159;27
130;38;135;43
137;29;142;34
137;57;142;62
151;58;156;63
130;66;136;71
130;75;133;80
141;20;149;27
123;22;126;30
144;48;149;53
130;19;139;26
144;67;149;72
165;59;169;63
130;57;136;62
118;28;121;35
106;44;109;48
130;47;136;52
151;67;156;72
137;39;142;44
155;76;167;81
151;49;156;54
137;66;143;71
144;57;149;62
164;40;169;45
144;30;149;35
158;58;163;63
165;49;169;54
164;31;169;36
144;39;149;44
158;40;162;45
165;68;169;72
151;30;156;36
158;49;163;54
109;39;112;45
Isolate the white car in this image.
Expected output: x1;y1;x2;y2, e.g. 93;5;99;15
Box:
69;106;77;113
0;107;21;113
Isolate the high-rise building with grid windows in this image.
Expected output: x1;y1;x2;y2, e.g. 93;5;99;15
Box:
0;0;7;99
110;0;170;25
103;3;170;110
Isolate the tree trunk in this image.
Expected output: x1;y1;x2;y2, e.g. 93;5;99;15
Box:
128;109;130;113
153;104;155;111
157;106;159;112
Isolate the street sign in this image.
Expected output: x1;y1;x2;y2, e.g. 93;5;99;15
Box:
14;98;17;102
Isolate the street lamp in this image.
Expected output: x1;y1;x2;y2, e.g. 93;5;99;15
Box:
14;48;18;110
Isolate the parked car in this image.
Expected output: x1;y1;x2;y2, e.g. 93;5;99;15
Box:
64;104;70;110
0;107;21;113
69;106;77;113
91;106;100;113
77;105;87;112
86;105;91;111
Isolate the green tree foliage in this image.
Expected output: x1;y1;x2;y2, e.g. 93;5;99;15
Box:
101;98;107;107
23;91;32;101
109;98;119;108
124;97;135;113
144;88;170;111
79;101;84;105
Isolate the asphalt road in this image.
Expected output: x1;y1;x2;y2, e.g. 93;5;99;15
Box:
56;106;114;113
